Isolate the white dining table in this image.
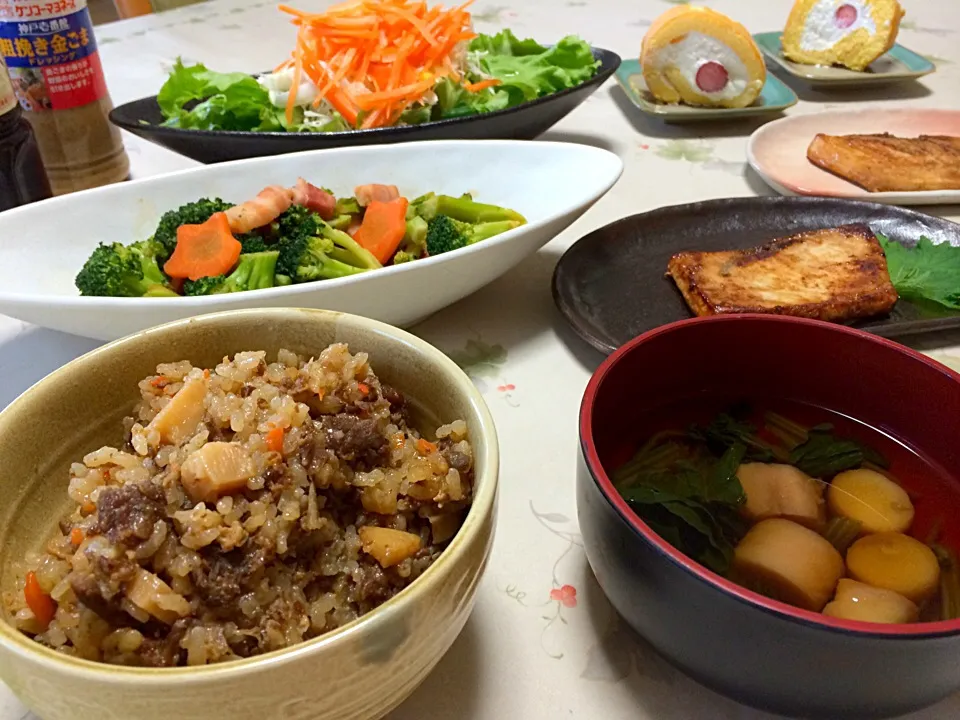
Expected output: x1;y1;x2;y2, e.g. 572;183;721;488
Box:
3;1;960;718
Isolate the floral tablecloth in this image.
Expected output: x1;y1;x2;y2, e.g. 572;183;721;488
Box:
3;1;960;718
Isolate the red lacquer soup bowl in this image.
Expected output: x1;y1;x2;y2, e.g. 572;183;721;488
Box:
577;314;960;720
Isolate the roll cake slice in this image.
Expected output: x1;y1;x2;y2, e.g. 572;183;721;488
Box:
641;6;766;109
782;0;905;71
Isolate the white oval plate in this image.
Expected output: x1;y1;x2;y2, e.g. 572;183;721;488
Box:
747;108;960;206
0;140;622;341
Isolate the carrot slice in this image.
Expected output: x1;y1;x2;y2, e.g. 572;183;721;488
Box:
24;571;56;629
353;197;410;264
163;212;242;282
70;527;84;546
266;427;285;453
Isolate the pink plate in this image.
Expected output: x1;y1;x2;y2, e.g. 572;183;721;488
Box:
747;108;960;205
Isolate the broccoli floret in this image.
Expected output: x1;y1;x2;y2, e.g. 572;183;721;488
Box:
75;240;174;297
277;232;379;283
152;198;234;255
277;204;320;239
411;193;526;224
466;220;522;243
335;197;361;216
392;251;418;265
410;192;439;221
129;238;170;284
181;275;225;296
424;215;521;257
238;235;270;254
392;216;428;264
327;214;353;230
424;215;471;255
182;251;280;296
276;206;380;282
143;286;180;297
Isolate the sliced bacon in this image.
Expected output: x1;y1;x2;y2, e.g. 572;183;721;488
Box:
225;185;294;234
355;183;400;207
346;216;363;237
291;177;336;219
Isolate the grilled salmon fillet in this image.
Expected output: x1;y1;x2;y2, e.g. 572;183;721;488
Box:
666;224;898;323
807;133;960;193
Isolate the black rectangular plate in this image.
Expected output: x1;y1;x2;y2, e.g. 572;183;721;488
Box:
109;48;620;165
552;196;960;355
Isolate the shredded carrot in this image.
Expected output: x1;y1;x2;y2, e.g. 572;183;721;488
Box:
81;501;96;515
463;78;500;92
417;438;438;455
163;213;242;282
70;528;84;546
266;427;285;453
24;571;56;629
357;382;370;395
286;45;304;124
277;0;478;129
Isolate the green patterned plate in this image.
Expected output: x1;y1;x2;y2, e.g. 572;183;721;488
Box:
753;32;936;87
614;59;798;123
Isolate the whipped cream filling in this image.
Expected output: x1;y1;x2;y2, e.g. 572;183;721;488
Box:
799;0;879;52
651;31;751;101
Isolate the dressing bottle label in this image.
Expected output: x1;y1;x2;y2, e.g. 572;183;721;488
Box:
0;1;107;111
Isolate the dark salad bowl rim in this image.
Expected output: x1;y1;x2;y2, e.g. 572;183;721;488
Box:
108;46;621;139
579;312;960;639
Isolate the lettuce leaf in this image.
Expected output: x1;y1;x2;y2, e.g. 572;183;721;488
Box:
466;30;599;104
157;59;284;132
433;76;511;119
431;30;599;120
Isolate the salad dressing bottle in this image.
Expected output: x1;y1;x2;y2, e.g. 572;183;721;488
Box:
0;0;129;195
0;55;51;211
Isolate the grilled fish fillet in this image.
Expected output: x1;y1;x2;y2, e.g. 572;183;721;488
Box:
666;224;898;322
807;133;960;193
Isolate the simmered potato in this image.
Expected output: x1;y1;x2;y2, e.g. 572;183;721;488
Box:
827;469;914;535
846;532;940;604
359;526;422;568
732;518;845;612
737;463;826;530
822;578;919;624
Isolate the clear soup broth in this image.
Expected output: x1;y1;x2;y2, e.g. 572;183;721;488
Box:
611;396;960;625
